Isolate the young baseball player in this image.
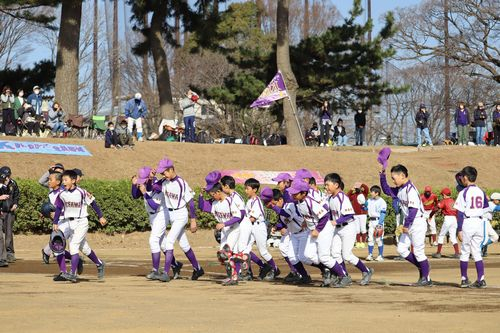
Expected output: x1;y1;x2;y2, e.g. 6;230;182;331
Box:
263;187;311;284
198;172;245;286
421;186;439;246
365;185;387;262
347;182;369;248
272;172;293;203
481;192;500;257
431;188;460;259
53;170;106;283
380;164;432;286
155;158;203;282
325;173;373;287
454;166;489;288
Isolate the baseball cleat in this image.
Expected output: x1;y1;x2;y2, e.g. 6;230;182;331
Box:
274;267;281;277
365;254;374;261
6;254;16;263
460;279;471;288
360;268;374;286
97;261;105;280
158;272;171;282
239;273;252;281
432;253;442;259
264;269;276;281
415;278;433;287
42;249;50;264
146;270;161;280
77;257;84;275
297;275;312;285
320;269;332;287
53;272;68;281
64;273;78;283
191;267;205;280
470;280;487;289
283;272;298;283
452;253;461;259
258;264;273;280
333;276;351;288
172;261;183;279
221;278;238;286
375;255;384;262
393;256;405;261
0;260;8;267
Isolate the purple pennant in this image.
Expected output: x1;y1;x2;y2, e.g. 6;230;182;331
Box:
250;71;289;108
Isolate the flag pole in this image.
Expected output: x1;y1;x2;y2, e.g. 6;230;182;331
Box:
279;70;306;147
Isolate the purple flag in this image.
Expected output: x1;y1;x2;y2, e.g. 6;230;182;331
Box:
250;71;289;108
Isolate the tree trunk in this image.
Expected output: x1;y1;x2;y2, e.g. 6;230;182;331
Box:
54;0;82;116
256;0;264;29
150;1;175;120
112;0;119;114
142;14;151;92
277;0;303;146
92;0;98;115
303;0;309;39
443;0;451;139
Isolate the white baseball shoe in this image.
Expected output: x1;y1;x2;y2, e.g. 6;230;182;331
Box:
365;254;374;261
375;255;384;262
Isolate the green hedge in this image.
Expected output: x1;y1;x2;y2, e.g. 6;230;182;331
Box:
11;179;500;235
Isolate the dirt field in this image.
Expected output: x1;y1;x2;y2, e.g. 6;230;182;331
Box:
1;136;499;189
1;232;500;333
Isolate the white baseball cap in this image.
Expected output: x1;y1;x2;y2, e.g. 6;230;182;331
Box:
134;93;142;99
491;192;500;200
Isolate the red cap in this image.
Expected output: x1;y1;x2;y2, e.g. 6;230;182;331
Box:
441;188;451;196
424;186;432;192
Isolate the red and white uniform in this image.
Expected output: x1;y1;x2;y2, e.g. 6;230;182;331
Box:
348;184;369;236
421;192;439;235
435;198;458;245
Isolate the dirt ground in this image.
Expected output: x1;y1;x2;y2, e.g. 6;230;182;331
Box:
1;231;500;333
1;136;499;189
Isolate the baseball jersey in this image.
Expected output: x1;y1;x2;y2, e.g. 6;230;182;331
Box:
328;191;355;221
245;196;266;224
278;202;304;234
420;193;438;211
367;197;387;219
308;188;325;202
454;185;488;218
347;184;369;214
397;181;425;218
144;190;166;215
161;176;194;209
211;196;241;225
437;198;457;216
295;196;329;231
230;191;246;212
49;187;64;205
54;187;95;219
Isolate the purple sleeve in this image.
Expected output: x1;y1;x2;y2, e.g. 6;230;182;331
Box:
90;201;104;219
131;185;141;199
404;207;418;228
224;209;245;227
151;182;162;193
188;200;196;219
53;196;64;225
380;172;398;198
457;211;464;232
315;214;330;232
272;205;291;218
275;222;287;230
143;193;159;211
197;194;212;213
337;214;354;225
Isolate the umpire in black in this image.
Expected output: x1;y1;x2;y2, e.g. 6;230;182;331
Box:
0;166;19;264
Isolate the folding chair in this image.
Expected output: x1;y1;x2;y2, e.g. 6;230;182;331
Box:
67;115;87;138
90;115;107;140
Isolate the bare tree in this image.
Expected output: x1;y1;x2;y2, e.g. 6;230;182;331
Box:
0;13;36;69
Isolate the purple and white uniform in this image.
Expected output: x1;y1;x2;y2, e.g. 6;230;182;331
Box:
211;195;243;250
274;202;307;266
239;196;273;263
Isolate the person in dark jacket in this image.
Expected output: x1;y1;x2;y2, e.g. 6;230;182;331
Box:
319;101;332;147
0;166;19;263
493;104;500;147
354;109;366;146
415;103;433;147
104;122;119;148
454;102;470;146
473;102;488;145
333;118;347;146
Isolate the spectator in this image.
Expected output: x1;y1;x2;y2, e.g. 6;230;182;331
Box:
493;104;500;147
318;100;332;147
354;108;366;146
180;90;198;142
12;89;25;135
0;166;19;263
454;101;470;146
19;102;40;137
116;119;134;148
105;122;119;148
415;103;433;147
124;93;147;142
1;86;16;136
473;102;487;145
333;118;347;146
48;101;67;138
26;85;43;115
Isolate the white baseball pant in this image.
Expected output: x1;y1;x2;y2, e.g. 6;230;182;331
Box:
316;221;337;268
424;210;437;234
163;208;191;252
287;230;310;265
485;220;499;244
237;218;252;254
354;214;367;234
303;231;320;265
67;218;92;256
251;222;273;262
331;221;360;265
437;216;457;245
279;231;290;258
127;117;143;135
397;217;427;262
367;219;383;247
148;210;169;253
460;218;487;262
220;224;240;251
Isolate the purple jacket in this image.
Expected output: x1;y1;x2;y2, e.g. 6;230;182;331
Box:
492;111;500;126
454;108;469;126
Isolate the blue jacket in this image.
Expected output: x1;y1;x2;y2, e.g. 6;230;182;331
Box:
26;93;43;115
124;98;148;119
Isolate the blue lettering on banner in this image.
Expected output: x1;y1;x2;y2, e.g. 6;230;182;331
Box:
0;140;92;156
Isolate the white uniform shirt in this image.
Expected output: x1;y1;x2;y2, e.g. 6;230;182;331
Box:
49;187;63;205
161;176;194;210
230;191;246;212
454;185;488;218
55;187;94;219
279;202;304;234
308;188;325;202
211;196;241;225
397;181;424;218
144;190;166;215
328;191;355;221
295;196;329;231
245;196;266;224
367;197;387;219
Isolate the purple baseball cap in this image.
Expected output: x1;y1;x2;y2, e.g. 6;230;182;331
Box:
156;158;174;174
295;168;313;179
272;172;293;183
260;187;274;203
137;166;152;185
377;147;391;169
286;180;310;195
204;171;221;191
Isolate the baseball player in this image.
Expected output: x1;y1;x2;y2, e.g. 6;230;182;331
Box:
325;173;373;287
53;170;107;282
294;168;324;202
431;188;460;259
198;172;244;286
272;173;293;203
155;158;204;282
421;186;439;246
479;192;500;257
455;166;490;288
347;183;369;249
380;164;432;286
365;185;387;262
263;188;311;284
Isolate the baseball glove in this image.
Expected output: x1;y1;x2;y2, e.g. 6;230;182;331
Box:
40;201;56;218
214;229;222;244
395;225;404;237
374;225;384;238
